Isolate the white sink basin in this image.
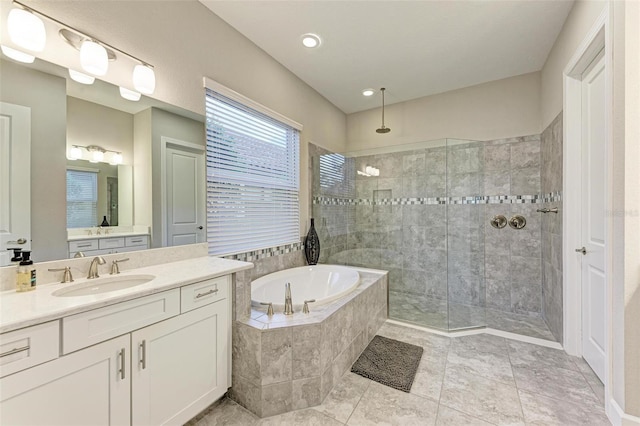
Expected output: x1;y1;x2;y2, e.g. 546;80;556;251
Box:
52;274;155;297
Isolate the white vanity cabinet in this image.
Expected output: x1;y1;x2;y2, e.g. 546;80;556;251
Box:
0;274;231;426
68;234;150;258
131;299;228;425
0;334;131;425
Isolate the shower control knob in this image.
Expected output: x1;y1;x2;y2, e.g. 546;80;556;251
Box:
508;215;527;229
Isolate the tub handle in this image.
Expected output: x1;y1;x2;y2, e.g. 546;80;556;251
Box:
260;302;274;316
303;299;316;314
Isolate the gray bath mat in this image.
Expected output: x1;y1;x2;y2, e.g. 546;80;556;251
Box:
351;335;423;393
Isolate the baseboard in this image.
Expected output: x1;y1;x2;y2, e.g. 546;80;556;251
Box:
609;398;640;425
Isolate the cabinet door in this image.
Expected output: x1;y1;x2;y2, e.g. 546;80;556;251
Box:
0;335;130;426
131;300;228;426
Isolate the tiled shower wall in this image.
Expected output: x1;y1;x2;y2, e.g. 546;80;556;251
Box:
540;112;564;342
481;135;543;315
311;135;548;329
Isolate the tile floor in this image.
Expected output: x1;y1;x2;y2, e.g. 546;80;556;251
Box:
191;322;609;425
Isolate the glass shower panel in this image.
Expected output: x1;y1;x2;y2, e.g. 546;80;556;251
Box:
446;139;486;330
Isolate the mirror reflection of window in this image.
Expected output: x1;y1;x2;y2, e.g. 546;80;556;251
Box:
66;169;98;228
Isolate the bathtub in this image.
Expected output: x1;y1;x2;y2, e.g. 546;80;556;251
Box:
251;264;360;309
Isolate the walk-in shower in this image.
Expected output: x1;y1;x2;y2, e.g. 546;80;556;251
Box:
310;136;557;340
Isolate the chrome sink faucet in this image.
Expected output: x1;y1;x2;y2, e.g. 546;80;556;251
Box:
284;282;294;315
88;256;106;279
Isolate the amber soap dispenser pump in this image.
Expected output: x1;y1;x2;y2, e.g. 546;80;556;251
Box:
16;251;36;292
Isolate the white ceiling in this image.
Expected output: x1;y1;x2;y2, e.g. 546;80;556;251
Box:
200;0;574;114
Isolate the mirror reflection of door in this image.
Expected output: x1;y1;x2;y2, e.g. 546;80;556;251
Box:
163;137;206;247
0;102;31;266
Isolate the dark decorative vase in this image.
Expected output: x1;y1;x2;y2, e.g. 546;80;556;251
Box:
304;218;320;265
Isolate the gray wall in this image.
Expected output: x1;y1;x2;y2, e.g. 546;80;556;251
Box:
0;59;68;262
540;112;563;342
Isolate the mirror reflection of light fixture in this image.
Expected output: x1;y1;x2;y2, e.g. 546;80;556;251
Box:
80;40;109;76
68;69;95;85
119;87;141;101
7;8;46;52
357;165;380;177
1;45;35;63
69;145;124;165
133;64;155;95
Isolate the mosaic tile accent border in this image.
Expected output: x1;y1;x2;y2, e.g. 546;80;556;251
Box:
313;191;562;206
222;240;304;262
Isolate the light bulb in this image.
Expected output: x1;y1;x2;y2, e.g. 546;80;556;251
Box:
132;64;155;95
301;33;321;48
90;149;104;163
80;40;108;76
68;69;95;85
8;9;46;52
111;152;123;165
362;89;375;97
119;87;141;101
1;45;35;63
69;146;82;160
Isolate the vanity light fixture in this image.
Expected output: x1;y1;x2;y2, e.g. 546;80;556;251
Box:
80;40;109;76
301;33;321;48
68;69;95;85
6;1;157;95
110;152;123;165
119;87;141;102
7;8;46;52
362;89;375;97
69;145;124;165
69;146;83;160
0;45;35;63
132;64;156;95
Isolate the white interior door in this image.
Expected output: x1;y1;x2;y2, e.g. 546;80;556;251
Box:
580;52;606;381
0;102;31;266
165;143;205;246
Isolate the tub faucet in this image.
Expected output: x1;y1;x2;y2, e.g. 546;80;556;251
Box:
284;282;294;315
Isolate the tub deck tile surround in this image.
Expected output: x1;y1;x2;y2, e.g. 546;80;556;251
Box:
230;270;388;418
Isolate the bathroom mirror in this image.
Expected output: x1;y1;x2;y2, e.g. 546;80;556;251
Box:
0;55;206;263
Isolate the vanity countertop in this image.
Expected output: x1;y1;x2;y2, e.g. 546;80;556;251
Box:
0;256;252;334
67;232;149;242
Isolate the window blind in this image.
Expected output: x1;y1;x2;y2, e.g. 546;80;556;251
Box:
319;153;355;198
66;169;98;228
205;87;300;256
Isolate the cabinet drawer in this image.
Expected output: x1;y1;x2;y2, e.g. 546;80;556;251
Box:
0;321;59;377
62;289;180;354
69;239;99;252
180;276;229;313
99;237;125;249
125;235;148;247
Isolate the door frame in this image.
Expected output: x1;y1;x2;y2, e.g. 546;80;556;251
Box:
160;136;206;247
563;2;612;410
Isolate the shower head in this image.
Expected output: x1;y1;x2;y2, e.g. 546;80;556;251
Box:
376;88;390;134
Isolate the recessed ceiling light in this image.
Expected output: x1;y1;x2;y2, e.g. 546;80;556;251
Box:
301;33;321;48
362;89;375;97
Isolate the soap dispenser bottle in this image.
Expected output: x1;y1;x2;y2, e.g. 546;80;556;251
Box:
16;251;36;292
7;248;22;266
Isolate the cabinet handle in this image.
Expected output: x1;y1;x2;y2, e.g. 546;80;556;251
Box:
139;340;146;370
195;288;218;299
118;348;125;380
77;243;92;248
0;345;29;358
130;239;142;243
